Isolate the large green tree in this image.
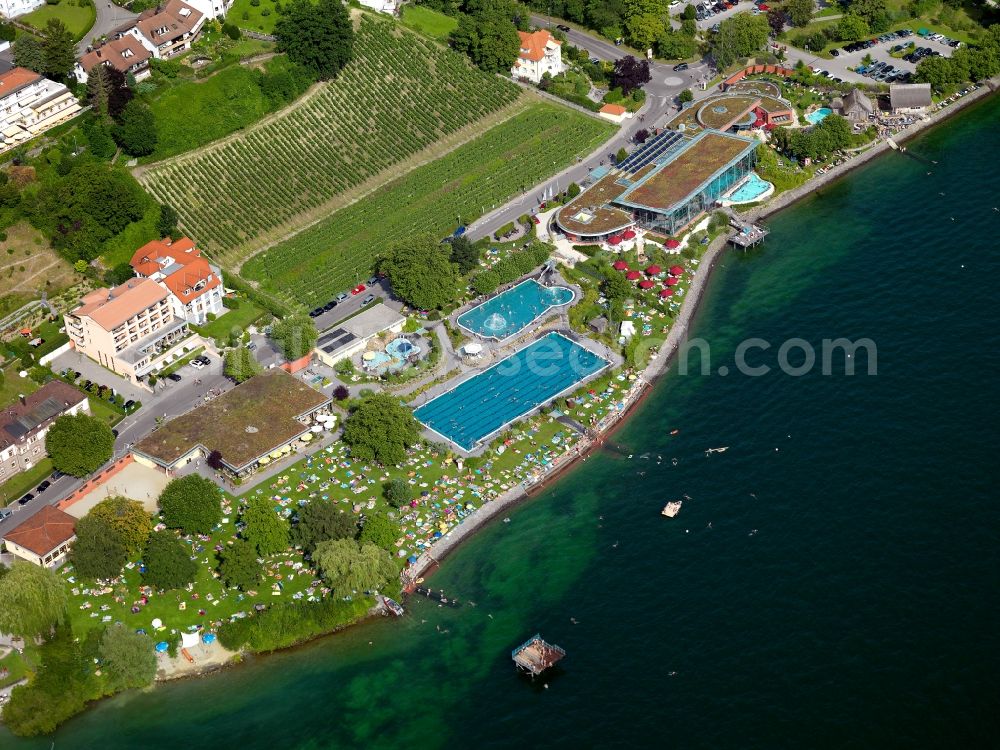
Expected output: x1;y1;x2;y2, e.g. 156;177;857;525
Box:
90;495;152;558
99;624;157;691
224;347;263;383
313;539;397;594
41;19;75;78
71;514;128;580
291;499;357;552
159;475;222;535
379;236;459;310
13;34;45;74
358;513;400;551
342;393;421;466
914;54;968;92
141;530;197;590
241;495;290;556
269;315;318;361
448;235;480;274
87;65;133;123
383;478;412;508
0;562;67;640
113;100;158;157
849;0;889;34
784;0;814;27
837;14;870;42
45;413;114;477
275;0;354;80
711;12;770;69
217;539;263;590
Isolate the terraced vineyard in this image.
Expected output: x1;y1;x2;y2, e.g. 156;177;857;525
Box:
140;17;520;262
242;103;614;305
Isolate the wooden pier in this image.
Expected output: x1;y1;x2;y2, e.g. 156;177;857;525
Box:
512;634;566;676
728;218;769;249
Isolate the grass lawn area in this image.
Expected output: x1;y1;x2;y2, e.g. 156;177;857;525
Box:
399;5;458;41
0;458;52;508
229;0;287;34
21;0;96;40
192;298;265;342
0;365;39;409
158;346;204;377
84;393;125;428
0;649;29;689
100;203;161;270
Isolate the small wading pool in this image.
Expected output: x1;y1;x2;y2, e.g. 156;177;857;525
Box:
413;332;609;451
805;107;832;125
457;279;574;340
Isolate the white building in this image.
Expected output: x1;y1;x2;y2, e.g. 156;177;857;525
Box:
0;68;82;154
130;237;225;325
511;29;564;84
0;0;45;19
185;0;233;20
357;0;399;14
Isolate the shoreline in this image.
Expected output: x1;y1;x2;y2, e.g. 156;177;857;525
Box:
404;75;1000;583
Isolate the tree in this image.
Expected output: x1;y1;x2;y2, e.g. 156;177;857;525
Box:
358;513;399;551
785;0;813;27
342;393;421;466
472;268;501;295
678;88;694;103
291;499;357;551
766;8;785;36
207;449;225;470
13;34;45;74
217;540;263;590
634;128;650;144
611;55;651;95
837;14;870;42
41;19;74;78
914;55;967;92
379;236;459;310
89;495;152;558
222;22;241;40
333;385;349;401
681;3;696;20
313;539;396;593
157;203;179;238
616;147;628;163
0;562;67;640
99;624;156;691
158;475;222;535
113;100;157;157
87;66;133;123
657;28;698;60
624;13;664;50
224;347;263;383
241;495;290;555
476;18;521;73
72;520;128;581
849;0;889;34
383;478;412;508
712;12;770;69
275;0;353;80
269;315;318;361
141;530;197;590
448;235;480;274
45;413;113;477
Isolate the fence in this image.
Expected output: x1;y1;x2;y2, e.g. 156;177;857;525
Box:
56;454;134;511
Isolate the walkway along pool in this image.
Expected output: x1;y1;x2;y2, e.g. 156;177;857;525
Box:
457;279;575;341
413;332;610;451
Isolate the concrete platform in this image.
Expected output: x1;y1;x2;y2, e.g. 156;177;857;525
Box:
65;461;168;517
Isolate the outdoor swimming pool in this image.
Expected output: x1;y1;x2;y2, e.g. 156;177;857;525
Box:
726;172;773;204
413;332;609;451
806;107;832;125
457;279;574;340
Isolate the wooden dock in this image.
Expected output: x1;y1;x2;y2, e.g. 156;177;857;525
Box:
728;218;769;249
512;634;566;676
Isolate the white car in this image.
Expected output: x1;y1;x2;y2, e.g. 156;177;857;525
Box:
190;359;205;370
669;0;680;6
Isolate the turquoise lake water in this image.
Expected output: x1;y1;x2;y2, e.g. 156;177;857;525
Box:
456;279;574;340
2;95;998;750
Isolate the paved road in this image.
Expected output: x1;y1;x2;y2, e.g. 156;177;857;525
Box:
77;0;137;56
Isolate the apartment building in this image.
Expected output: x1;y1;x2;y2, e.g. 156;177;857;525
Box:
0;0;44;18
130;237;224;324
0;67;82;154
0;381;89;482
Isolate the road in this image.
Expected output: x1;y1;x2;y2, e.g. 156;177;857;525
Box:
77;0;137;55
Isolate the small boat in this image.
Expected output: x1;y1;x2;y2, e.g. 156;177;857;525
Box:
382;596;404;617
670;429;680;436
661;501;683;517
705;446;729;455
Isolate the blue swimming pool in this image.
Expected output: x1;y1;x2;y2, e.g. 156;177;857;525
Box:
726;172;773;203
413;332;609;451
457;279;574;340
805;107;832;125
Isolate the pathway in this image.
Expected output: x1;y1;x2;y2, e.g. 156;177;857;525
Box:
77;1;137;56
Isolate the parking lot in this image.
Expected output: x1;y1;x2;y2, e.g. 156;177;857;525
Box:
308;277;393;331
829;29;957;82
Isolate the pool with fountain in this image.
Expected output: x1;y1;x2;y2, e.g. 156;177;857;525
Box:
413;332;609;451
457;279;575;341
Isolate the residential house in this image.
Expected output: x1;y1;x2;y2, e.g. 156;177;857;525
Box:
184;0;233;20
889;83;932;114
0;68;82;153
130;237;224;325
832;88;875;122
0;382;89;483
64;278;195;384
1;506;77;568
598;103;632;124
0;0;44;18
357;0;399;14
76;35;154;85
511;29;563;84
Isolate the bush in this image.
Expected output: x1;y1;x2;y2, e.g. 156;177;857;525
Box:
216;596;371;653
159;475;222;535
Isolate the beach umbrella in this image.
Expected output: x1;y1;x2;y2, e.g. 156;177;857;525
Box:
607;235;622;246
310;425;323;433
202;633;217;644
669;265;684;275
612;260;629;271
666;276;680;286
645;264;661;276
155;642;169;653
258;456;271;465
638;280;655;289
151;618;163;629
622;228;637;240
408;555;418;564
300;433;313;442
625;270;642;281
665;239;681;249
659;289;674;298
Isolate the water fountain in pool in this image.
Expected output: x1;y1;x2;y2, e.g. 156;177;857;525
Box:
482;312;508;336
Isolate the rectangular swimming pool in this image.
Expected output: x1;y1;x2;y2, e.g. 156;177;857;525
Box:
457;279;575;341
413;332;609;451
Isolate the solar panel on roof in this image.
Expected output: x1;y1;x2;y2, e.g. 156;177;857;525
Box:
618;130;687;173
318;329;357;354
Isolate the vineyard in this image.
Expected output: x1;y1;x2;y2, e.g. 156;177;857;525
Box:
140;17;520;263
242;103;614;305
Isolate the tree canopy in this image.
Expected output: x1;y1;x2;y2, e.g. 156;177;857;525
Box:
114;101;158;157
785;0;814;27
87;66;133;122
837;14;870;42
275;0;354;80
218;539;263;590
45;413;114;477
313;539;396;594
359;514;400;551
848;0;889;34
450;4;522;73
269;315;318;361
141;530;198;590
772;114;853;161
448;235;480;274
0;562;67;640
241;495;290;555
90;495;152;558
41;19;75;79
159;475;223;535
383;478;412;508
611;55;651;95
379;235;459;310
291;499;357;552
224;347;263;383
13;35;45;74
711;12;770;69
342;393;421;466
99;624;157;691
72;514;127;581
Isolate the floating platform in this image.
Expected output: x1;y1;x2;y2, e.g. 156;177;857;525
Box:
662;501;683;517
512;634;566;676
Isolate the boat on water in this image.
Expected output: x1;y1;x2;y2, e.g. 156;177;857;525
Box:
382;596;405;616
705;446;729;455
662;501;683;517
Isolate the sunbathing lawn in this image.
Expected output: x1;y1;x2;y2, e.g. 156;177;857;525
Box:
399;5;458;40
0;365;39;410
21;0;96;40
192;298;265;343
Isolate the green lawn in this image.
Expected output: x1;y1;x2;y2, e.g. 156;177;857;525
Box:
0;458;52;508
192;298;265;342
229;0;287;35
0;365;39;410
21;0;96;41
0;649;29;689
86;394;125;428
100;203;160;270
399;5;458;41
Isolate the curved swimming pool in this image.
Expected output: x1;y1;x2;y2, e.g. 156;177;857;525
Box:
726;172;773;203
457;278;575;341
805;107;832;125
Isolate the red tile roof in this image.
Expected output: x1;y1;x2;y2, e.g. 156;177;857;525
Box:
0;68;42;100
2;506;76;557
79;36;152;76
600;104;627;116
517;30;560;62
130;237;220;305
74;278;170;331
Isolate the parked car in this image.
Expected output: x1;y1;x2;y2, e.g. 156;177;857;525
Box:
167;373;183;383
124;400;136;411
830;49;840;57
0;508;11;520
351;284;366;295
323;302;336;311
246;342;257;352
190;359;205;370
361;294;375;306
556;24;570;32
196;356;211;365
36;480;51;493
18;493;33;505
309;308;323;317
673;62;689;71
51;469;65;480
335;292;349;303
